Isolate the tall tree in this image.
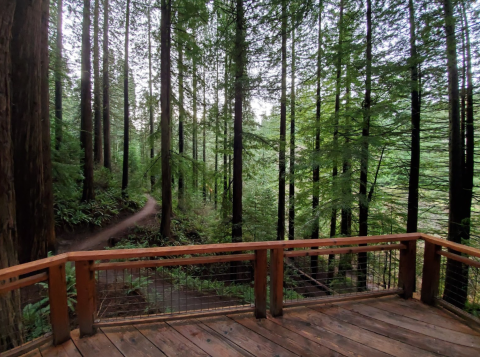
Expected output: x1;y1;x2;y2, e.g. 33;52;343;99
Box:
80;0;94;202
122;0;130;195
93;0;102;165
358;0;372;290
0;0;23;350
223;52;228;219
11;0;49;262
41;0;55;252
442;0;468;308
406;0;420;234
177;41;185;208
54;0;63;150
193;59;198;191
232;0;244;243
277;0;287;241
288;24;295;242
160;0;172;239
103;0;111;170
148;6;155;189
202;68;207;202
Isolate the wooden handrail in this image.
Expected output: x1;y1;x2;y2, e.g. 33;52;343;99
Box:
0;233;422;281
283;243;405;258
438;250;480;268
420;233;480;259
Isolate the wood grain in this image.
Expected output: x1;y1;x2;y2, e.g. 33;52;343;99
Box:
254;249;267;318
75;260;96;337
48;264;70;345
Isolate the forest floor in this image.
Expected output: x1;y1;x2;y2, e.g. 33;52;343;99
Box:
57;195;159;253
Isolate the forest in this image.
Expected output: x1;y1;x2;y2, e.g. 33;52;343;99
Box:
0;0;479;325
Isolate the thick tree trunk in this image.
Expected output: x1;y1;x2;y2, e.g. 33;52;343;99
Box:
223;53;228;219
277;0;287;241
121;0;130;195
202;69;206;202
11;0;48;262
93;0;102;165
214;48;219;210
358;0;372;290
178;42;185;209
311;3;322;277
54;0;63;150
0;1;23;350
41;0;55;252
406;0;421;234
148;7;155;189
232;0;244;243
288;26;295;242
103;0;111;170
80;0;95;202
443;0;468;308
160;0;172;239
193;59;198;191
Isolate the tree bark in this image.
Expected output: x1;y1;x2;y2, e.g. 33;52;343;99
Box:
177;41;184;209
232;0;244;243
11;0;48;262
358;0;372;290
406;0;421;234
41;0;55;252
277;0;287;241
54;0;63;150
223;52;228;219
193;59;198;191
148;6;155;189
341;60;352;237
0;1;23;350
202;68;207;202
80;0;95;202
121;0;130;195
214;44;219;210
103;0;111;170
288;25;295;242
160;0;172;239
93;0;102;165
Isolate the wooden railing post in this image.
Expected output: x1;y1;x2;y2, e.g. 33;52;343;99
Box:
398;239;417;299
254;249;267;318
48;263;71;345
270;248;284;317
421;241;441;305
76;260;97;336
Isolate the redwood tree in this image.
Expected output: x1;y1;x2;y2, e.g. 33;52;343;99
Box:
103;0;111;170
54;0;63;150
122;0;130;195
93;0;102;165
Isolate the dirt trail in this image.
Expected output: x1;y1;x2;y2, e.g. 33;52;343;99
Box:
64;195;157;252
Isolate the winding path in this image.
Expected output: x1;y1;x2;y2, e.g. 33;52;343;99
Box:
68;195;157;252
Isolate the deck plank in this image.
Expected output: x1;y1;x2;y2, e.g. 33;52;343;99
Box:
297;307;432;357
199;315;298;357
101;326;166;357
70;329;122;357
135;322;208;356
40;340;82;357
315;304;480;357
342;302;480;348
270;310;390;357
168;319;253;357
230;313;343;357
364;297;480;335
19;349;42;357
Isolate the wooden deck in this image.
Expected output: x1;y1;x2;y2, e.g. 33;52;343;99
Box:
20;296;480;357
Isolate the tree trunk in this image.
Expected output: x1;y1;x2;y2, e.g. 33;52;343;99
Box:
148;7;155;189
160;0;172;239
341;60;352;237
41;0;55;252
193;59;198;192
311;3;322;277
232;0;244;243
288;25;295;242
0;1;23;350
223;52;228;219
121;0;130;195
54;0;63;150
93;0;102;165
442;0;468;308
277;0;287;241
214;47;219;210
178;41;184;209
103;0;111;170
11;0;48;262
202;68;207;202
406;0;421;234
358;0;372;290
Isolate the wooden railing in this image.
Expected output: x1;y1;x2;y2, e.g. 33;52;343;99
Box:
2;232;479;355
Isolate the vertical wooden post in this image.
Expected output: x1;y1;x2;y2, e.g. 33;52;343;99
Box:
421;241;441;305
48;263;71;345
254;249;267;319
76;260;97;336
270;248;284;317
398;239;417;299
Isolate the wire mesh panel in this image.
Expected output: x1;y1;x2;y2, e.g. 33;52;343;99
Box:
95;257;255;323
437;254;480;319
0;282;51;353
283;247;401;304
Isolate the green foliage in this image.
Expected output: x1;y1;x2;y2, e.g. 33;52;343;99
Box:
124;272;152;295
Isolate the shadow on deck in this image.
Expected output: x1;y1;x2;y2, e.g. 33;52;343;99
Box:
20;295;480;357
